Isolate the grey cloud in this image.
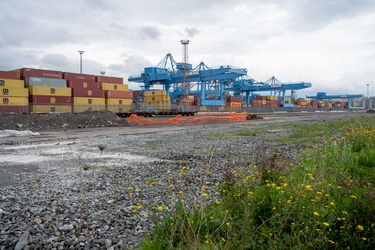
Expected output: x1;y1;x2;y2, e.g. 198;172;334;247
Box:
288;0;375;31
139;26;161;40
185;27;199;37
42;54;69;68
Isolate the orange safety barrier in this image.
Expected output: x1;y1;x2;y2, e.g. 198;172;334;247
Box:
126;112;247;125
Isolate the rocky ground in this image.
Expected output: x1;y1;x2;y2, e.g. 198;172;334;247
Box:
0;111;373;249
0;111;128;131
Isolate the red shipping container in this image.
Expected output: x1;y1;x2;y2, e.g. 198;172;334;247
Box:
29;95;72;104
72;88;105;98
0;71;20;80
227;96;242;102
67;80;100;89
63;72;96;81
14;68;63;79
95;75;123;84
0;106;28;113
132;90;144;98
105;90;132;99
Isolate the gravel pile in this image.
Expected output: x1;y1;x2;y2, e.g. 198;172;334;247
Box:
0;111;127;131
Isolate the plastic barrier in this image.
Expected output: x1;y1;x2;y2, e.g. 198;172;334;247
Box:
126;112;247;125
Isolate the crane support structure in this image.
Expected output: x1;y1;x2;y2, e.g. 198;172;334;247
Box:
128;53;312;106
306;92;364;108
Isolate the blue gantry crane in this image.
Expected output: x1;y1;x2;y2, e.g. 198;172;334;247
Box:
306;92;364;108
128;53;248;105
128;53;312;106
228;76;311;106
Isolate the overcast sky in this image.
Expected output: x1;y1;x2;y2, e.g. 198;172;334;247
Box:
1;0;374;97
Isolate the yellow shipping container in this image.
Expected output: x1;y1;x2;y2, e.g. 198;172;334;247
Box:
106;106;132;113
28;86;71;96
261;100;267;105
144;96;170;102
144;90;167;97
1;87;28;97
73;97;105;105
1;97;28;105
101;83;128;91
30;105;72;113
265;95;278;101
105;98;133;105
73;104;106;113
0;79;25;88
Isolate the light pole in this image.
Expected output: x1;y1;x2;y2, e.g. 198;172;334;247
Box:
78;50;85;74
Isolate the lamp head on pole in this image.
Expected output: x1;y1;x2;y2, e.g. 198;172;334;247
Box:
78;50;85;55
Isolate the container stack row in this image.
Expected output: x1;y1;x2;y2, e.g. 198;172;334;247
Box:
0;68;132;114
225;96;243;107
250;95;282;107
0;71;28;113
142;90;171;111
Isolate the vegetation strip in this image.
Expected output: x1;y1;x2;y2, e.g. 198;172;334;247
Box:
142;117;375;249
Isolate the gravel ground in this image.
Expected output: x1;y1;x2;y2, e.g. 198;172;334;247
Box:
0;111;373;249
0;111;128;131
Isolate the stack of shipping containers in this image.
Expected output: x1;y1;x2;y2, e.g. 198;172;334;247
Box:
65;72;105;113
0;70;28;113
143;90;171;111
15;68;73;113
225;96;243;107
250;95;282;107
98;76;133;113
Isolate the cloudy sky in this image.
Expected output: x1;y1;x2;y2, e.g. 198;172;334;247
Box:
1;0;374;97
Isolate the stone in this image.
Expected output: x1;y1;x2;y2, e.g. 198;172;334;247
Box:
14;231;29;250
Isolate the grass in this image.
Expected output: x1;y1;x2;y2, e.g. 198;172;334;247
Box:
140;117;375;249
206;128;261;138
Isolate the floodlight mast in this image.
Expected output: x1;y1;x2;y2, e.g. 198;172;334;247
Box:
78;50;85;74
181;39;190;97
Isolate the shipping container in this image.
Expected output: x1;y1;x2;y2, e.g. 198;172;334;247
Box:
29;96;72;104
95;75;123;84
24;77;67;87
72;88;105;98
144;95;170;102
67;79;100;89
12;68;63;79
225;102;242;107
0;105;28;114
72;97;105;105
1;97;28;105
132;90;144;98
106;106;132;113
0;79;25;88
100;82;129;91
144;90;167;96
227;96;242;102
1;87;28;97
105;98;133;105
105;90;133;99
63;72;96;81
28;86;71;96
30;105;72;113
73;104;106;113
0;71;20;80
